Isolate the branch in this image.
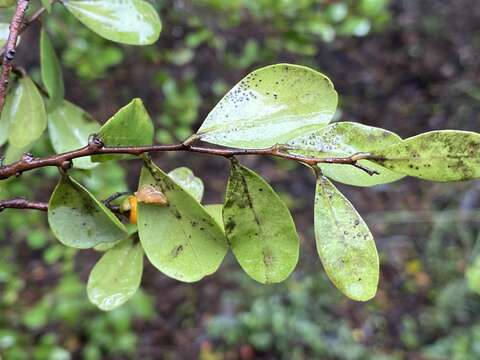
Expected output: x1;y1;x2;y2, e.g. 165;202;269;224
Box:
0;136;377;180
0;198;48;212
0;0;30;114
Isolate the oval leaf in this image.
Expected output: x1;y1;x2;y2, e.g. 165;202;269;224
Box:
223;160;299;284
314;175;379;301
48;175;128;249
48;100;99;169
40;30;64;108
137;161;228;282
287;122;405;186
168;167;204;202
87;238;144;311
196;64;338;149
6;77;47;148
92;98;154;162
63;0;162;45
371;130;480;181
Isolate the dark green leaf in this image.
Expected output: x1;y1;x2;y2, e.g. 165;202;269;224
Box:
223;160;299;284
48;175;128;249
168;167;204;202
196;64;338;149
92;98;154;162
48;100;99;169
87;238;144;311
63;0;162;45
137;161;228;282
40;30;64;108
371;130;480;181
314;175;379;301
286;122;405;186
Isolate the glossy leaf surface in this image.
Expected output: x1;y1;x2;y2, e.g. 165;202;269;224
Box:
371;130;480;181
137;162;228;282
48;100;99;169
93;98;154;162
6;77;47;148
63;0;161;45
197;64;338;149
87;238;144;311
314;175;379;301
168;167;204;202
40;30;64;107
287;122;405;186
223;160;299;284
48;175;128;249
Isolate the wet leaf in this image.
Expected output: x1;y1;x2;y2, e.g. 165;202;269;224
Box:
204;204;224;231
168;167;204;202
48;100;99;169
286;122;405;186
314;175;379;301
63;0;161;45
6;77;47;148
196;64;338;149
223;160;299;284
40;30;64;108
87;238;144;311
48;175;128;249
371;130;480;181
137;161;228;282
92;98;154;162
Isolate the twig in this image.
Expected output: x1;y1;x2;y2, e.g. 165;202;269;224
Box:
0;198;48;212
0;0;30;114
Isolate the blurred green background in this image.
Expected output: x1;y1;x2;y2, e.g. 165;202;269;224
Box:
1;0;480;359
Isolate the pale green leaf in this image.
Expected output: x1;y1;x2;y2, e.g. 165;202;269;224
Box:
371;130;480;181
286;122;405;186
40;30;64;108
63;0;162;45
87;238;144;311
168;167;204;202
0;0;15;8
196;64;338;149
223;160;299;284
6;77;47;148
41;0;52;12
0;23;9;47
205;204;224;232
48;175;128;249
137;161;228;282
92;98;154;162
48;100;99;169
314;175;379;301
467;256;480;294
3;143;33;164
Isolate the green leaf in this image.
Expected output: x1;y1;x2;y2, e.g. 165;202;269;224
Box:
223;160;299;284
6;77;47;148
168;167;204;202
196;64;338;149
286;122;405;186
41;0;52;12
205;204;224;231
137;161;228;282
63;0;162;45
92;98;154;162
40;30;64;108
314;175;379;301
371;130;480;181
3;143;33;164
466;256;480;294
87;238;144;311
0;0;15;8
48;175;128;249
48;100;99;169
0;23;9;47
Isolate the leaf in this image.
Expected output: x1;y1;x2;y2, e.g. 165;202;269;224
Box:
0;0;15;8
87;238;144;311
41;0;52;12
223;160;299;284
286;122;405;186
48;175;128;249
3;143;33;164
92;98;154;162
6;77;47;148
63;0;162;45
40;30;64;108
466;256;480;294
137;161;228;282
314;175;379;301
204;204;224;231
370;130;480;182
0;23;9;47
48;100;99;169
196;64;338;149
168;167;204;202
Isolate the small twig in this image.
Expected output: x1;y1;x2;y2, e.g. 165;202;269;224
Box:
0;198;48;212
102;191;132;213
